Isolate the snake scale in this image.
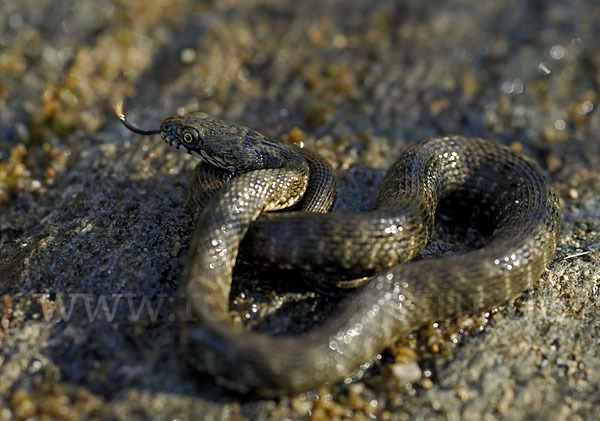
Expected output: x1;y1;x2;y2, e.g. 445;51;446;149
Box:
116;107;561;397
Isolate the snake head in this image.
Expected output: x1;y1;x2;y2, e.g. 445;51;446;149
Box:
116;104;297;173
159;112;279;172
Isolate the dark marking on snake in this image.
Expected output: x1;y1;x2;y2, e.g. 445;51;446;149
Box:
116;105;561;397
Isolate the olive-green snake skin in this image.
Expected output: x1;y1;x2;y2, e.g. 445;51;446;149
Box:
116;108;561;397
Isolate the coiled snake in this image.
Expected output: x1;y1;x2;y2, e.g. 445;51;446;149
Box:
115;105;561;397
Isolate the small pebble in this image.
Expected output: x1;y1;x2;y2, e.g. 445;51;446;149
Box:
171;241;182;256
391;361;422;383
282;127;308;144
291;395;312;414
546;154;562;172
510;141;523;153
568;188;579;200
179;48;197;64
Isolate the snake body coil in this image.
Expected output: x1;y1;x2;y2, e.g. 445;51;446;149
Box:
118;110;561;397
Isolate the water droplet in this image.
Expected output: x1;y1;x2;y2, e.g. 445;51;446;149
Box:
537;61;551;75
550;45;565;60
554;119;566;131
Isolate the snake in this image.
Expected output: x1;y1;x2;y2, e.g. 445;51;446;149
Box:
115;104;561;397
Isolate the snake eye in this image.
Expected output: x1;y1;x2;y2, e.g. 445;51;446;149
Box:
181;128;199;145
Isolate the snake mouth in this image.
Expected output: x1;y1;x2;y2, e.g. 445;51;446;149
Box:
160;124;235;170
160;131;213;164
161;132;179;148
160;123;187;151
